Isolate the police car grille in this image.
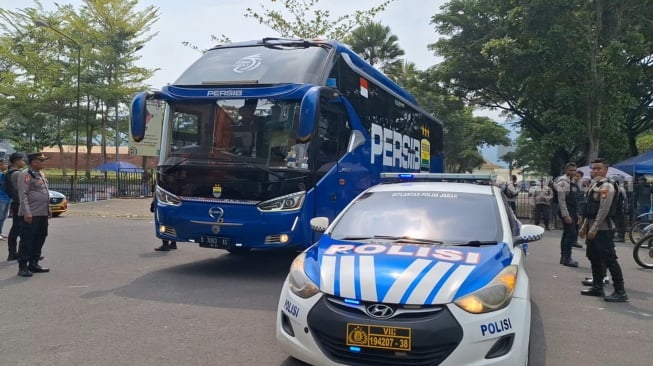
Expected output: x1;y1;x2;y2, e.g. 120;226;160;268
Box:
311;329;456;366
327;297;444;320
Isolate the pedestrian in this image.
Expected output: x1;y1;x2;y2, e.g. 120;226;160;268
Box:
610;175;628;243
504;174;519;213
633;176;651;217
151;198;177;252
555;163;580;267
579;158;628;302
531;179;553;230
16;152;51;277
0;159;11;240
571;170;585;249
5;152;26;261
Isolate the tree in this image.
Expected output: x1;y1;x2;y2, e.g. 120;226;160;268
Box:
429;0;653;174
402;66;511;173
345;21;405;77
244;0;396;40
0;0;158;176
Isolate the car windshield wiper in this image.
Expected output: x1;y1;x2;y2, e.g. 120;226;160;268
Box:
338;235;443;245
458;240;499;247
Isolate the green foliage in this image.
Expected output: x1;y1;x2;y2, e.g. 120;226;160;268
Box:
244;0;396;40
430;0;653;174
0;0;158;176
345;21;405;76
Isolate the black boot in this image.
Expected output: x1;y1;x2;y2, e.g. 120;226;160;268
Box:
154;242;170;251
169;241;177;250
7;253;18;261
17;263;32;277
561;257;579;268
28;262;50;273
604;291;629;302
580;287;605;297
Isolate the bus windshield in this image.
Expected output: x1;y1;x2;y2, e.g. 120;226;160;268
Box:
159;99;311;201
167;98;304;168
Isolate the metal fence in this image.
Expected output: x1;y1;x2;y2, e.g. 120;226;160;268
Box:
47;172;154;202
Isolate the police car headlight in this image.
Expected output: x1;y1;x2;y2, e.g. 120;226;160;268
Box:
288;252;320;298
454;265;517;314
257;191;305;212
155;186;181;206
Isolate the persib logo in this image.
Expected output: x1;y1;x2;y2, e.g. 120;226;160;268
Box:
370;123;421;169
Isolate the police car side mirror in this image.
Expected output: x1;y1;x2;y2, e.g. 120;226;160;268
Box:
310;217;329;232
515;224;545;244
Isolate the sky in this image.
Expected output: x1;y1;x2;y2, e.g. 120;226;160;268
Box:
1;0;448;88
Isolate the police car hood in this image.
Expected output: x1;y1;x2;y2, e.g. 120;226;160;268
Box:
305;238;513;305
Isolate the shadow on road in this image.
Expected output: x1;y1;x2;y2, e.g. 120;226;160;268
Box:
81;249;298;311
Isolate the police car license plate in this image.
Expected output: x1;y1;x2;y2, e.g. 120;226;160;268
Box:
199;236;230;249
346;323;411;351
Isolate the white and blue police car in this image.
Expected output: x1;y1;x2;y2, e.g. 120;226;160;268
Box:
276;173;544;366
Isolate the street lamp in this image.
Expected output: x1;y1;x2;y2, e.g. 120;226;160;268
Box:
35;20;81;201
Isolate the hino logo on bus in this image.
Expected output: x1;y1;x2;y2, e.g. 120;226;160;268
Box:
370;123;421;169
366;304;395;319
208;207;224;220
206;90;243;97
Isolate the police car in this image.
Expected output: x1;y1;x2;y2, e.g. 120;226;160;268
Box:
276;173;544;366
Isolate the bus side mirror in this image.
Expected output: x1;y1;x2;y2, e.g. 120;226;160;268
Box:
130;91;149;142
299;86;320;142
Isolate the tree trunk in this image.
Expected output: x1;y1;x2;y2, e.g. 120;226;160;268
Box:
586;0;604;162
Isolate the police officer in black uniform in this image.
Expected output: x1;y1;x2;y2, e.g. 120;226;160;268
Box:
579;158;628;302
555;162;580;267
16;152;51;277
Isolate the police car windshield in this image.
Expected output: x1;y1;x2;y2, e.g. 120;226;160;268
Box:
330;191;502;244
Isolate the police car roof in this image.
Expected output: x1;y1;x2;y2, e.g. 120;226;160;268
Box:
368;181;494;195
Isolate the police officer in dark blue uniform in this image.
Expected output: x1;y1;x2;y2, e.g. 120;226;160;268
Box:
16;152;51;277
579;158;628;302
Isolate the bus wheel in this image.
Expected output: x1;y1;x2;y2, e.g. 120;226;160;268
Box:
227;247;251;255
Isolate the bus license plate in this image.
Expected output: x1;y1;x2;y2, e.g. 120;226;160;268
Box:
199;236;230;249
346;323;411;351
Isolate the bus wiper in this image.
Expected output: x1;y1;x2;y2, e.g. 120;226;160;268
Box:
261;37;329;50
159;157;192;175
202;80;259;85
213;152;286;180
459;240;498;247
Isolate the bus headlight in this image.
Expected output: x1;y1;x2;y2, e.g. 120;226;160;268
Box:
288;252;319;298
155;186;181;206
257;191;305;212
454;265;517;314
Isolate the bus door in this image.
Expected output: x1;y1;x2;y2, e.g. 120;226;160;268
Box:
312;101;354;227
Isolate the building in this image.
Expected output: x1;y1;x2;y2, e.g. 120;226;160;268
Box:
41;145;158;171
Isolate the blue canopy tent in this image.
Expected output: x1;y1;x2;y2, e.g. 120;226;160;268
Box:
92;161;144;172
613;150;653;175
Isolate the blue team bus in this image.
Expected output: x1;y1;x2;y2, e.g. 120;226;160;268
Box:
130;38;443;253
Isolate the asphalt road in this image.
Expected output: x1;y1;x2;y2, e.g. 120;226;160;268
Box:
0;199;651;366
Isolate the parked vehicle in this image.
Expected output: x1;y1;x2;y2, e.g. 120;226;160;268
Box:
49;190;67;217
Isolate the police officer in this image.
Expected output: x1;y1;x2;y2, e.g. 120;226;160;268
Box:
16;152;51;277
5;152;26;261
579;158;628;302
555;163;580;267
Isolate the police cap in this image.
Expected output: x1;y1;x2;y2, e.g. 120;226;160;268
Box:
27;152;48;163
